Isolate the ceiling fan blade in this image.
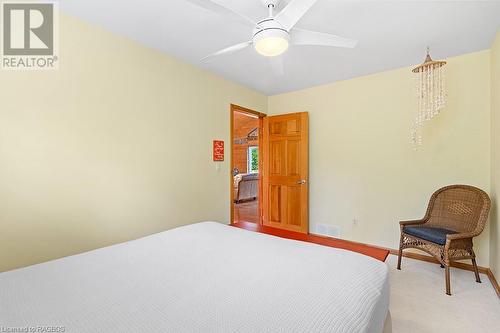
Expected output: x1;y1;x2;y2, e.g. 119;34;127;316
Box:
275;0;319;31
291;28;357;48
184;0;258;28
270;56;284;76
201;41;252;61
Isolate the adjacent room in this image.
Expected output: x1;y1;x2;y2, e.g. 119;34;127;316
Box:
232;107;262;224
1;1;499;332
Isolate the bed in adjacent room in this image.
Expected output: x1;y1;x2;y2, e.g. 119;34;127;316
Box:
0;222;390;333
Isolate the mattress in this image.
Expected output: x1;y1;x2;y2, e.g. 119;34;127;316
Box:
0;222;389;333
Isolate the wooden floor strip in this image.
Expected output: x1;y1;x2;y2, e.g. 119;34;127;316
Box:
231;222;389;262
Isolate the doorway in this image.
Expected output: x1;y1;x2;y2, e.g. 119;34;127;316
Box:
230;105;265;225
230;106;309;234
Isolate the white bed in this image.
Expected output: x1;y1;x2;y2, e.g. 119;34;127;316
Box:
0;222;389;333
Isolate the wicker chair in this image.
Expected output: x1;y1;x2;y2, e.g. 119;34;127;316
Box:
397;185;491;295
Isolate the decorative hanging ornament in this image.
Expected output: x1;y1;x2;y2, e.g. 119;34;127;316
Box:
411;47;446;148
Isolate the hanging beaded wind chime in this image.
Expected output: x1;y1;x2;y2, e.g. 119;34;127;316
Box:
411;48;446;148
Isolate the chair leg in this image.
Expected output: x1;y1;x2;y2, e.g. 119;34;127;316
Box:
472;258;481;283
397;237;403;270
445;265;451;296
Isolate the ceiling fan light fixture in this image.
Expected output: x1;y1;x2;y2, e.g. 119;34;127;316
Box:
196;0;358;64
253;29;290;57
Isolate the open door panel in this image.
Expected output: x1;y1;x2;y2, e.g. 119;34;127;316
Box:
262;112;308;234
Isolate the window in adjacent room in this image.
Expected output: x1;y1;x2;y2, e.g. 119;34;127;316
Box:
248;146;259;174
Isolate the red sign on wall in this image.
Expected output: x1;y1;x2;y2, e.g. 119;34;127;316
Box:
213;140;224;161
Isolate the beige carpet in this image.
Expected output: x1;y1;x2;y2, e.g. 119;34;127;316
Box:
387;255;500;333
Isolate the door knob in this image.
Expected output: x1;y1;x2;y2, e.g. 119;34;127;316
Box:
297;179;308;185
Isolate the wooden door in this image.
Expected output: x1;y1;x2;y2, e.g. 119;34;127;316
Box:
262;112;308;233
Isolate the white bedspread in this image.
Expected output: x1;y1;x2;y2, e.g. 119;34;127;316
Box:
0;222;389;333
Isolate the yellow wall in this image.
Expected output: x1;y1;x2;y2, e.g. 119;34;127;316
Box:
490;31;500;276
269;51;491;266
0;15;267;272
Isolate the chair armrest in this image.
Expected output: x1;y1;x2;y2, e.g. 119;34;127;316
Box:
399;219;427;227
446;232;475;241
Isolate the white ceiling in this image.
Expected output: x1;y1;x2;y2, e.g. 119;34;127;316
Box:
60;0;500;95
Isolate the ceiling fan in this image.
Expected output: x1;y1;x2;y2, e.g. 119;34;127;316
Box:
186;0;357;61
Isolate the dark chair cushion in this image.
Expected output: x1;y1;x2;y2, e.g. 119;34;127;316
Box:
403;226;457;245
